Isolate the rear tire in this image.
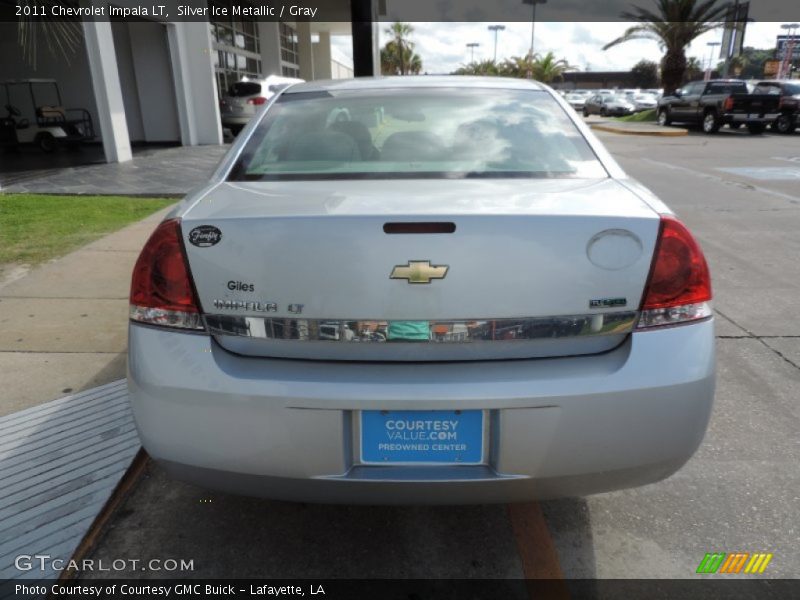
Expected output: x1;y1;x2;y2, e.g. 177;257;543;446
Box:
702;111;720;134
774;113;796;134
583;108;589;118
36;132;57;153
657;108;672;126
747;123;766;135
600;107;607;117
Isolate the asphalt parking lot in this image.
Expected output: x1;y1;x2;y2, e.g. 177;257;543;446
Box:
84;127;799;583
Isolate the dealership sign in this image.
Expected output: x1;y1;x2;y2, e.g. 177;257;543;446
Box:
776;35;800;60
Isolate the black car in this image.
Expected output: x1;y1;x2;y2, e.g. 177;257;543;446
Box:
753;80;800;134
582;93;635;117
657;79;781;134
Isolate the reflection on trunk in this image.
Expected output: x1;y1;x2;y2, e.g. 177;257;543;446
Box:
206;312;635;343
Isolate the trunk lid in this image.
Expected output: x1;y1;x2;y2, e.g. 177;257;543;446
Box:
181;178;660;361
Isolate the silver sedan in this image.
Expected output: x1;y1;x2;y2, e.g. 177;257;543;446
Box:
128;77;715;504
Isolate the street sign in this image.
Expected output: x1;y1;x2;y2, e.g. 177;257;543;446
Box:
776;35;800;60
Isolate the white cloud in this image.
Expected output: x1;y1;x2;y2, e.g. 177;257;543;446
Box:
332;21;783;75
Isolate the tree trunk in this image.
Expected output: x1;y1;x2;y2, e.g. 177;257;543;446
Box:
661;47;687;95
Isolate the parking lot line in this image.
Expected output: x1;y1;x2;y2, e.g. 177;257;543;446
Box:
508;502;568;590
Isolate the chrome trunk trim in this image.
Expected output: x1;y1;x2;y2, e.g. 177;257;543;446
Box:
203;312;638;343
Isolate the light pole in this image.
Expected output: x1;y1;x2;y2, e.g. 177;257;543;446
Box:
466;42;480;64
488;24;506;63
522;0;547;58
705;41;721;81
779;23;799;79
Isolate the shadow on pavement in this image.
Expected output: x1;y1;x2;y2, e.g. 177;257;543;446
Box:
82;461;599;583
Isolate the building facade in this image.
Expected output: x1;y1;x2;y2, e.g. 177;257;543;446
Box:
0;0;367;164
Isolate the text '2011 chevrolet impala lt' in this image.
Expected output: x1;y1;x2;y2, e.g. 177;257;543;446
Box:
128;77;715;504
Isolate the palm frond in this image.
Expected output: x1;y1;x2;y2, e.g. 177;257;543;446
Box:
16;0;82;69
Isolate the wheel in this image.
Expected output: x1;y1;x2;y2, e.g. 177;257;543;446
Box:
728;122;742;129
36;132;57;153
600;107;607;117
702;111;720;134
774;113;796;134
582;108;589;118
747;123;766;135
657;108;671;126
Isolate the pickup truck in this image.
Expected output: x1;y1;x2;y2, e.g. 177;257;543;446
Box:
657;79;781;134
753;80;800;134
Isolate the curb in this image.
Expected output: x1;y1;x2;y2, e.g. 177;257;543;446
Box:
590;123;688;137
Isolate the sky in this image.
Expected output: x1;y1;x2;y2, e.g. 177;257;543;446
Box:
331;22;784;74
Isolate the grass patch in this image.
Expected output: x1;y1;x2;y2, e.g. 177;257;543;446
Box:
0;194;174;266
614;109;657;122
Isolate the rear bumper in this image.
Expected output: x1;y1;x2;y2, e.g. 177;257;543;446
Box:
725;112;780;123
128;319;716;504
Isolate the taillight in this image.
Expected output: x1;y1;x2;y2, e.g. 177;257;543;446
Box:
723;96;734;111
637;215;712;329
247;96;267;105
130;219;204;331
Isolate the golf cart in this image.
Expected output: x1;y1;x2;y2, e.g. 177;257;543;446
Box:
0;79;95;152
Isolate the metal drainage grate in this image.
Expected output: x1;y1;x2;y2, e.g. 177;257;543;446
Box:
0;380;139;581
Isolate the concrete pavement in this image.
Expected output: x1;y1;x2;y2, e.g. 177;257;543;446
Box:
0;206;173;416
1;145;228;195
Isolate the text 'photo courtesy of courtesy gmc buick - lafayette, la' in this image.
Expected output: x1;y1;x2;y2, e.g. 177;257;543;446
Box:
127;77;715;504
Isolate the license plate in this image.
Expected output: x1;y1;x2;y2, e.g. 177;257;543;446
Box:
360;410;484;464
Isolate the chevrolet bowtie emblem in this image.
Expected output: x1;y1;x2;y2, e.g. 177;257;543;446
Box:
390;261;449;284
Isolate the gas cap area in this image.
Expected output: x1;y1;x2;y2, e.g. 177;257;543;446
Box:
586;229;643;270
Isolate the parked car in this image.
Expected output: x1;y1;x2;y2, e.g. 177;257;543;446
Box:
753;80;800;134
630;93;659;112
128;76;715;504
657;79;781;134
565;93;587;110
583;93;635;117
219;74;303;135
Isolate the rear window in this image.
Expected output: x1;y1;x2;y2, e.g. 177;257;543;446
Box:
267;83;291;94
706;82;747;95
227;82;262;97
230;88;607;181
785;83;800;95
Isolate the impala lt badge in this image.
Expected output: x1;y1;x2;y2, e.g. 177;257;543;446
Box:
390;261;449;284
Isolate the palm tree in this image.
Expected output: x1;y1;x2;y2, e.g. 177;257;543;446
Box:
603;0;731;94
383;22;415;75
380;40;423;76
407;53;423;75
530;51;574;83
685;56;703;81
16;1;83;69
453;60;501;76
500;54;538;78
